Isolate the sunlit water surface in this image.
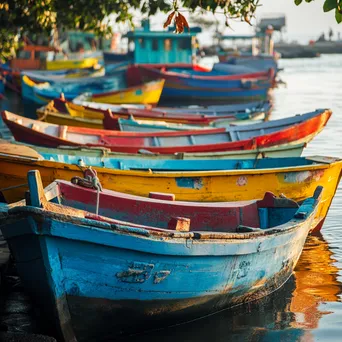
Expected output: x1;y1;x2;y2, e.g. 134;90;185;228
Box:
123;55;342;342
1;55;342;342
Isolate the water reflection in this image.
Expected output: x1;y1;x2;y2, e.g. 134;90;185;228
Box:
291;234;341;331
120;234;341;342
1;56;342;342
0;89;38;119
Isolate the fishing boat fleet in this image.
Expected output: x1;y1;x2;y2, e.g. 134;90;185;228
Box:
0;23;341;342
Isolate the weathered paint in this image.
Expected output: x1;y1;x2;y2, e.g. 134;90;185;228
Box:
31;143;306;161
283;170;324;183
21;69;126;105
175;177;204;189
0;154;340;233
135;65;272;103
38;98;271;127
2;109;332;154
0;178;321;341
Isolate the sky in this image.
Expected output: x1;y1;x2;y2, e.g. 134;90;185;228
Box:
145;0;342;45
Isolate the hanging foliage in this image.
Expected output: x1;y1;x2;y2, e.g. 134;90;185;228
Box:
0;0;341;62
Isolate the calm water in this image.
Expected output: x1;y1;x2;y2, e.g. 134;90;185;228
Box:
123;55;342;342
1;55;342;341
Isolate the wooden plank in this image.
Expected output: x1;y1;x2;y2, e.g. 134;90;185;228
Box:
0;142;42;159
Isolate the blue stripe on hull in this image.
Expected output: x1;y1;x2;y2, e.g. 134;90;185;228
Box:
38;156;313;172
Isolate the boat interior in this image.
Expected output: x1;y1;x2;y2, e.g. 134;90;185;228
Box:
36;179;302;233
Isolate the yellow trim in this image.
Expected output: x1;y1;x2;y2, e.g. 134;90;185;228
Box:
36;109;103;129
91;80;165;105
46;57;98;71
0;154;341;227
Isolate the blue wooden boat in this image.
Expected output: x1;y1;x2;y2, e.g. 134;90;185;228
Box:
25;142;307;160
136;65;272;103
21;67;104;83
37;154;335;172
0;170;322;341
217;56;279;74
21;71;127;104
210;63;261;75
155;100;272;115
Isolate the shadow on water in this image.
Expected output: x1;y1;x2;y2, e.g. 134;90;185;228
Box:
119;233;341;342
0;89;39;119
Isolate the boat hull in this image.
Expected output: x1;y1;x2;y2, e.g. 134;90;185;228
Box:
46;57;98;71
160;83;269;102
37;111;103;129
90;79;165;105
29;143;306;160
40;98;270;126
22;70;127;104
2;208;313;341
136;65;271;103
2;109;332;154
0;155;340;232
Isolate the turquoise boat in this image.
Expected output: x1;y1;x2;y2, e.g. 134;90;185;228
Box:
21;66;127;104
38;154;323;172
10;142;305;161
0;170;322;341
113;113;265;132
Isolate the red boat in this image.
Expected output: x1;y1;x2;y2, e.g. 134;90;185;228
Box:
126;64;273;103
126;63;274;85
40;97;266;126
2;109;331;154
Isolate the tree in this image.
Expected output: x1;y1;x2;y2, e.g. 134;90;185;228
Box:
0;0;259;62
295;0;342;23
1;0;341;62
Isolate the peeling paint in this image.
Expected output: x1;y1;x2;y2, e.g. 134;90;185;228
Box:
283;170;324;183
175;177;204;190
236;176;248;186
116;262;154;283
237;261;251;279
153;270;171;284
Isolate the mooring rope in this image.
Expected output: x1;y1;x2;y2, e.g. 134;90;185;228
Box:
71;167;103;215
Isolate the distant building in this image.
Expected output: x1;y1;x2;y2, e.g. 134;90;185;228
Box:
123;20;201;64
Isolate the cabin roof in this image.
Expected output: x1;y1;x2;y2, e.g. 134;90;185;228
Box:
124;31;198;39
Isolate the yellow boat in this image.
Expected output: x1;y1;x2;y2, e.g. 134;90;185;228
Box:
87;79;165;105
36;80;164;126
37;102;103;129
46;57;99;71
0;149;340;233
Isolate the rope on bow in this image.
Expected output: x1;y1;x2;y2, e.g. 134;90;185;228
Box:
71;167;103;215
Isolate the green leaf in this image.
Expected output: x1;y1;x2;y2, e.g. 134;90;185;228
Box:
336;7;342;22
324;0;337;12
294;0;302;4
